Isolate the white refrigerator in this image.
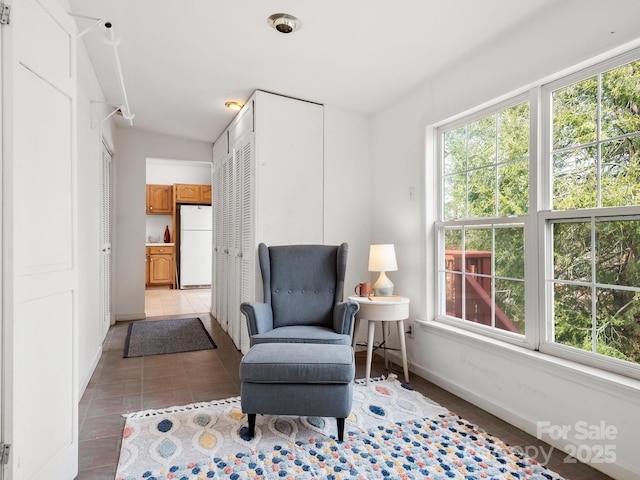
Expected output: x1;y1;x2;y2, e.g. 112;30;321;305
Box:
179;205;212;288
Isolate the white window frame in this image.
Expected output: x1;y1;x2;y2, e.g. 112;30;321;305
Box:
432;47;640;380
537;49;640;379
435;92;538;350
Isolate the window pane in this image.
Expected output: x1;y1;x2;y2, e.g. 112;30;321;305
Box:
464;273;492;326
498;103;529;163
601;61;640;140
463;228;492;327
498;160;529;215
443;228;463;319
468;116;496;169
553;222;591;282
444;227;462;252
596;288;640;363
468;167;496;217
465;227;491;254
443;126;467;175
601;137;640;207
443;173;466;220
554;282;593;353
445;271;463;319
552;77;598;150
495;278;525;334
595;219;640;288
552;146;597;210
495;227;524;279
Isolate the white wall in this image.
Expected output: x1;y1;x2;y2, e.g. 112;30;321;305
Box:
369;12;640;479
146;157;211;184
323;106;373;344
76;33;116;394
113;130;212;320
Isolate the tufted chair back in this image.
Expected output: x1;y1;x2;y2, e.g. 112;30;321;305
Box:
258;243;347;329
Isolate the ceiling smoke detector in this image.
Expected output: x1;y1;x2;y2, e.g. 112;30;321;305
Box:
267;13;301;34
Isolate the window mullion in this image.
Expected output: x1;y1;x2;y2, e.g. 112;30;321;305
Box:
591;217;598;354
596;74;603;208
461;226;466;322
491;227;496;328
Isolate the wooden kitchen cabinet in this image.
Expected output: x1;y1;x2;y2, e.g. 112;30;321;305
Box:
174;183;211;204
146;184;173;214
201;185;212;203
146;245;175;287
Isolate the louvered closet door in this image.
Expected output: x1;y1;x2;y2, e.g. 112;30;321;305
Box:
211;162;222;321
100;143;113;336
227;147;240;348
239;136;255;354
211;160;221;317
219;158;230;331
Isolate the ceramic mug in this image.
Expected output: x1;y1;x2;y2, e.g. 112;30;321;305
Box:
354;282;372;296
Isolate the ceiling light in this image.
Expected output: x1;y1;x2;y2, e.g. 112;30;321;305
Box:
267;13;301;34
225;101;244;111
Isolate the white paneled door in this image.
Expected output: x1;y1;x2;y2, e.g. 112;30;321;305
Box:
2;0;79;479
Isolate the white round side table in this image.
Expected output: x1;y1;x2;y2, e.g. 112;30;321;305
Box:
348;295;410;385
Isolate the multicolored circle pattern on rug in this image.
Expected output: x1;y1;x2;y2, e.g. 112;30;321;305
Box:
115;377;564;480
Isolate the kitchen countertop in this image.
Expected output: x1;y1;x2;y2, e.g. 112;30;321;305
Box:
146;243;175;246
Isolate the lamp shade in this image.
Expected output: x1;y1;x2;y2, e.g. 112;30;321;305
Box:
368;244;398;272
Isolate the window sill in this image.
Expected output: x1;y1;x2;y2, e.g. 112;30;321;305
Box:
416;319;640;399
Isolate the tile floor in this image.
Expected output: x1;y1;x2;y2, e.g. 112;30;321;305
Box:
144;286;211;317
76;293;613;479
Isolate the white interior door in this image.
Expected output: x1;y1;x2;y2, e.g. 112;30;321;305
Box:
100;142;113;335
2;0;78;478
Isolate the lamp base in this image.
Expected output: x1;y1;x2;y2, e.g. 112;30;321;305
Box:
372;271;394;296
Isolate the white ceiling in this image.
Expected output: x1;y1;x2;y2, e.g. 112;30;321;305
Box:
67;0;640;143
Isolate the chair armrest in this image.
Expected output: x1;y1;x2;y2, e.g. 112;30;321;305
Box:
240;302;274;335
333;300;360;336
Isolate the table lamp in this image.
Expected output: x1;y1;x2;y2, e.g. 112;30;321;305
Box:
368;244;398;296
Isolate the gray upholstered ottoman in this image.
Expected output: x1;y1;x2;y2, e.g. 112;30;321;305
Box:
239;343;355;441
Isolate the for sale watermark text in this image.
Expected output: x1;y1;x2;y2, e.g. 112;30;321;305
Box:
508;421;617;466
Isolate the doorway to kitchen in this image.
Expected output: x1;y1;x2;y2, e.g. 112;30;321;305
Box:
145;158;213;317
144;286;211;316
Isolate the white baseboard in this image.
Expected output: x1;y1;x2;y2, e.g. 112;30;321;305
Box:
79;345;102;399
406;355;638;480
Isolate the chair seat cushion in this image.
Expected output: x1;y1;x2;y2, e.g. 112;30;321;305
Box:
251;325;351;346
240;343;354;384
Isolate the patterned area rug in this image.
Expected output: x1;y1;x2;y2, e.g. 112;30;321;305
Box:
116;376;565;480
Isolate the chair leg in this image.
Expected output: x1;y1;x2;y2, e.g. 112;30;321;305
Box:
336;417;345;442
247;414;256;437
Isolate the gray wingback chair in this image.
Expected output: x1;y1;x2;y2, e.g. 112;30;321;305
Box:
240;243;360;346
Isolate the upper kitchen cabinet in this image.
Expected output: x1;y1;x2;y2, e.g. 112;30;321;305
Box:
174;183;212;204
201;185;212;204
146;184;173;214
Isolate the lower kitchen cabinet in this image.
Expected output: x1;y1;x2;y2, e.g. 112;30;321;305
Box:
146;245;175;287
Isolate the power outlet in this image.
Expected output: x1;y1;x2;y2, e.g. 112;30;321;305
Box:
406;323;414;337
